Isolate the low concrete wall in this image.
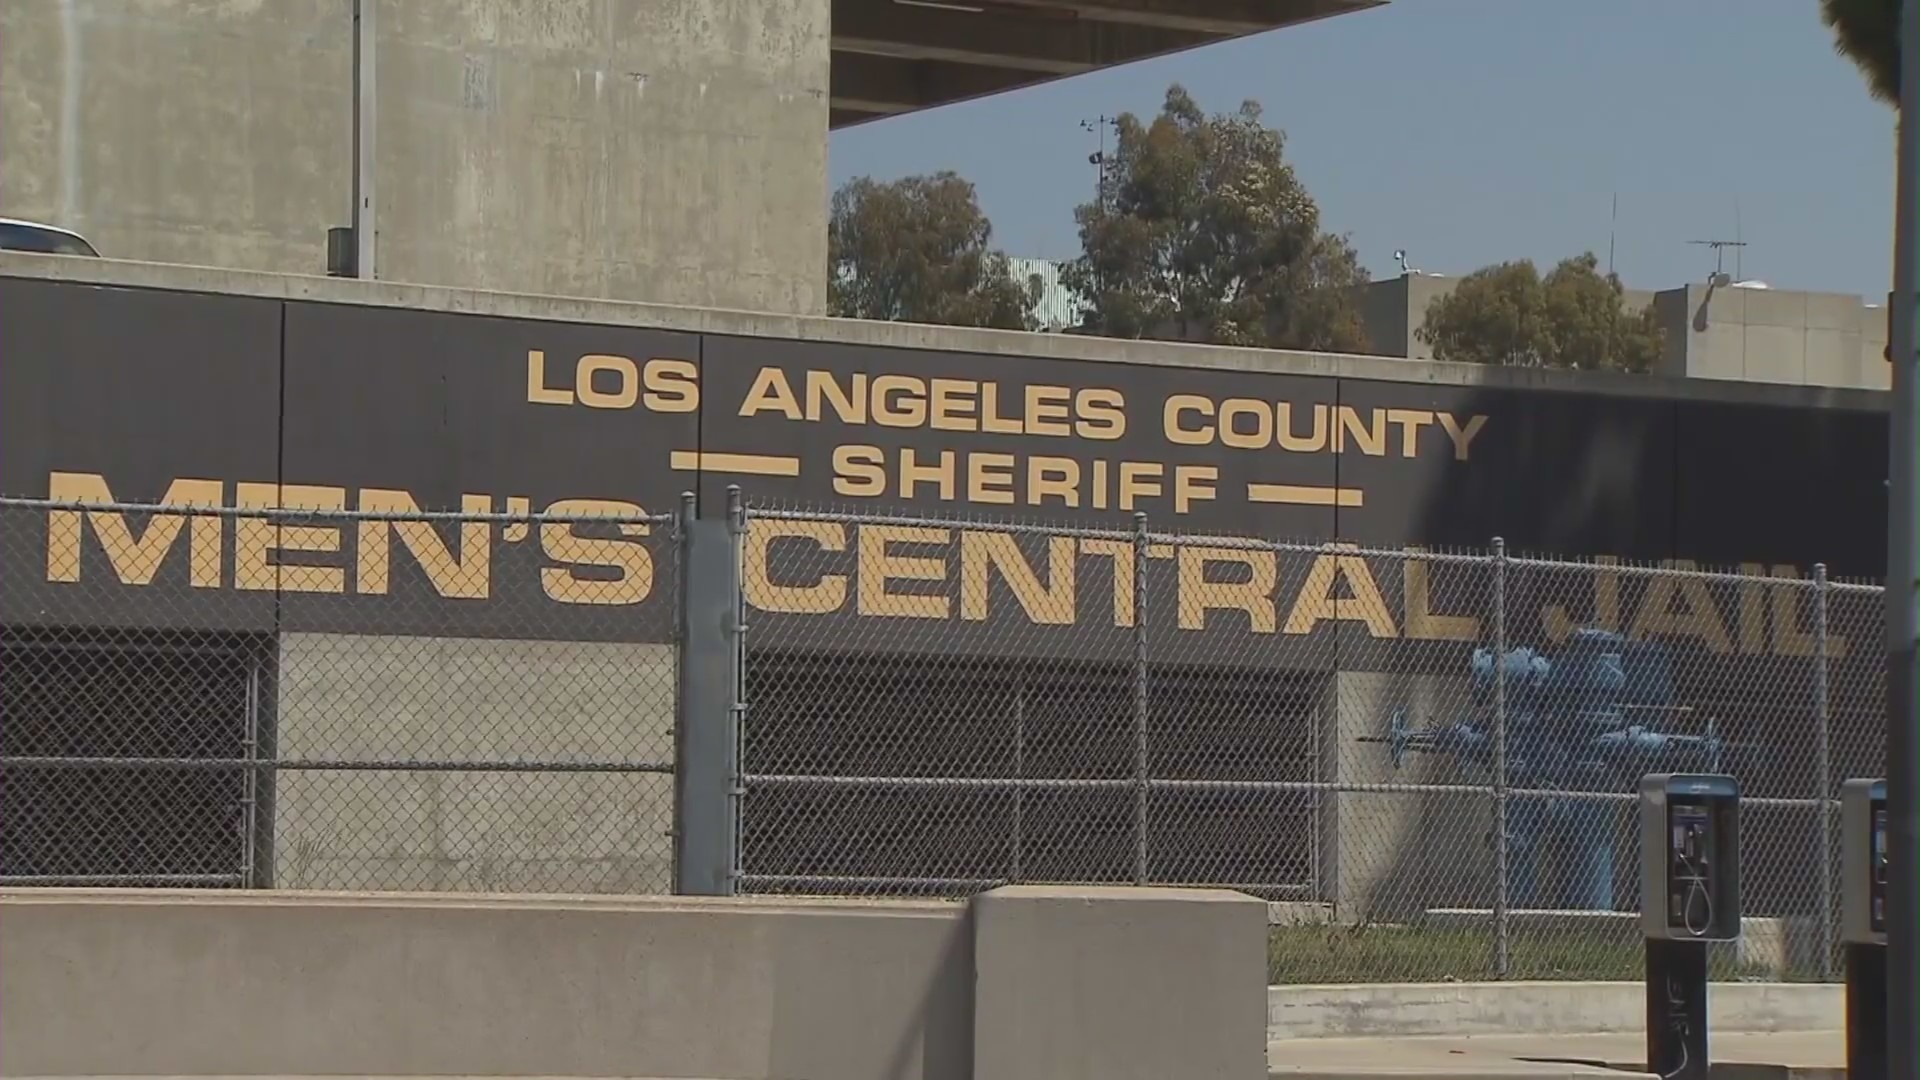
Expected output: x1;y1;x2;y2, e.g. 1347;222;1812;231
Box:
1265;980;1844;1040
0;885;1269;1080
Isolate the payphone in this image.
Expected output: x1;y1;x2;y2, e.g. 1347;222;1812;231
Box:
1639;773;1740;1080
1841;778;1887;1079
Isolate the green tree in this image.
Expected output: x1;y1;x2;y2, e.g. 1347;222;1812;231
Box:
1820;0;1900;104
827;172;1038;330
1061;85;1370;352
1416;253;1665;373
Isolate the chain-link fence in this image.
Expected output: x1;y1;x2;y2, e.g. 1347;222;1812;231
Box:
0;492;1890;985
733;502;1887;985
0;496;680;894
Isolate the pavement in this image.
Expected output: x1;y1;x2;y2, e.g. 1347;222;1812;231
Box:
1267;1029;1846;1079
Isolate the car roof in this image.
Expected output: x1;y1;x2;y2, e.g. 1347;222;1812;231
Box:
0;217;90;241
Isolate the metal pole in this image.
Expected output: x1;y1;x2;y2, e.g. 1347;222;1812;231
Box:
1492;537;1511;978
1011;680;1026;883
672;489;741;896
1887;1;1919;1070
1132;510;1150;886
1815;564;1834;981
351;0;377;279
241;662;260;888
727;486;748;893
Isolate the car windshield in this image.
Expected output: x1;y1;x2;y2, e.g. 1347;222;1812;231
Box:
0;222;97;257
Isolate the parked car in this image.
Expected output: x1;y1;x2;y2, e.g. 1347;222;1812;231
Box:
0;217;99;257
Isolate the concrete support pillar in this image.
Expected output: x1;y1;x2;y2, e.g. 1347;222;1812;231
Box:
971;884;1269;1080
0;0;830;313
1318;670;1490;922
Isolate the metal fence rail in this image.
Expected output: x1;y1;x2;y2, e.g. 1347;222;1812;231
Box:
0;493;1889;984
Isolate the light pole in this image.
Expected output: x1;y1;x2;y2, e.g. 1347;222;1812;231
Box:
351;0;377;279
1889;0;1917;1075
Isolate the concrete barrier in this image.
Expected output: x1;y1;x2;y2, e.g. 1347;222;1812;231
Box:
0;885;1269;1080
1265;980;1844;1040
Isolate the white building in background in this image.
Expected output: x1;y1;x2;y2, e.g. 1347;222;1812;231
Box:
1007;257;1086;332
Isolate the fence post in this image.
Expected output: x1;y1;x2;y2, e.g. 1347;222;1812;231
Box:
1492;537;1511;979
1132;510;1150;887
673;488;743;896
1011;681;1026;884
1814;563;1834;980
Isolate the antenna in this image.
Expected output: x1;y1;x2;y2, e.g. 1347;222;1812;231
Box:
1080;115;1118;213
1687;239;1748;286
1608;192;1618;279
1733;199;1744;280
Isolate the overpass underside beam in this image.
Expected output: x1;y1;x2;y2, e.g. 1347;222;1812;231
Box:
828;0;1384;127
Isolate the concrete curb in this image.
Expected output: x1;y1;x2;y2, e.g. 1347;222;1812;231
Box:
1266;981;1842;1040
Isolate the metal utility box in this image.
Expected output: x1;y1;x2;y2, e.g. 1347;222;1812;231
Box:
1639;773;1741;942
1841;777;1888;947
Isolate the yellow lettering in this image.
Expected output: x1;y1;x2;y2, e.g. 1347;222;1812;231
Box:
1284;546;1397;637
929;378;979;432
355;489;491;599
1173;465;1216;514
1219;398;1272;450
739;366;803;420
960;532;1076;624
1335;406;1387;456
1769;565;1847;658
1737;563;1770;655
1074;388;1127;440
1080;537;1137;627
1164;394;1214;446
967;452;1017;505
1403;550;1480;640
1386;409;1434;458
1437;412;1489;461
1542;556;1621;642
745;519;847;614
642;358;700;413
980;382;1023;434
806;370;868;424
1628;560;1731;654
234;483;347;594
45;472;222;587
1027;456;1081;508
1118;462;1162;511
899;448;957;501
538;499;654;605
1177;546;1277;633
576;354;639;409
1025;385;1072;437
856;525;949;619
872;375;927;428
833;444;887;498
526;350;574;405
1277;402;1328;453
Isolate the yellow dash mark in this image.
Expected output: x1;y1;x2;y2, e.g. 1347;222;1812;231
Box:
1247;483;1364;509
668;451;802;477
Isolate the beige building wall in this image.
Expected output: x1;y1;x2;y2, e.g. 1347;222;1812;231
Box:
0;0;829;313
271;633;678;894
1365;273;1888;390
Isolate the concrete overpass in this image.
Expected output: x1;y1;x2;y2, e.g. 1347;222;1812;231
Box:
0;0;1383;319
827;0;1381;127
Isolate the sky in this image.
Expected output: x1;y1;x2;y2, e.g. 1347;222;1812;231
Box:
829;0;1898;301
